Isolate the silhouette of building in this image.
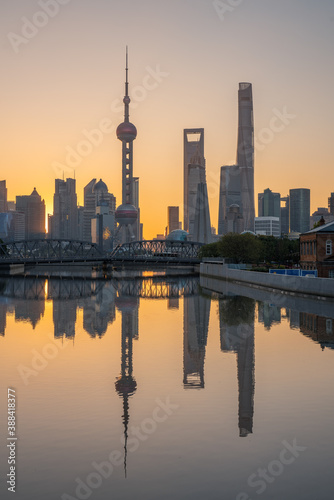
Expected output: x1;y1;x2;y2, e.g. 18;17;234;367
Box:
258;188;280;234
185;142;212;243
115;49;139;244
280;196;289;236
83;179;116;243
193;182;213;243
237;83;255;232
218;165;241;235
167;206;180;235
328;193;334;216
0;180;8;213
289;188;310;234
16;188;45;239
183;128;204;232
49;178;78;240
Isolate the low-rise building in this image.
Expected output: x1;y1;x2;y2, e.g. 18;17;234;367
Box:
300;220;334;278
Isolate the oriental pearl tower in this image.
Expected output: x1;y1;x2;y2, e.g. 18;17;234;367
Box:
115;48;138;244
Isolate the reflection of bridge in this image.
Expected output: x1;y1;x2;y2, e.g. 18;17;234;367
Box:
0;239;202;265
0;276;200;301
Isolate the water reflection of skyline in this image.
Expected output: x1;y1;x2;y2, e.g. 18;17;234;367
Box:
1;276;333;452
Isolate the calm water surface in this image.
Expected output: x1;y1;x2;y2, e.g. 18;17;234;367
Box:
0;275;333;500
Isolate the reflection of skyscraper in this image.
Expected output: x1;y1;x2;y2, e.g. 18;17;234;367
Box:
237;83;254;232
258;302;281;330
183;294;210;388
82;284;116;338
219;296;255;437
15;300;45;329
0;301;7;336
183;129;204;232
53;300;76;339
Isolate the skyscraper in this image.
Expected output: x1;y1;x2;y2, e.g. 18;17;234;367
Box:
167;206;180;235
289;188;310;234
0;180;7;213
218;165;241;235
187;147;206;237
83;179;116;242
237;83;254;232
329;193;334;216
183;128;204;232
280;196;289;236
258;188;280;218
50;178;78;240
16;188;45;239
115;48;138;244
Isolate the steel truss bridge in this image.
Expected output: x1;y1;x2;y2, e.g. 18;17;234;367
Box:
0;239;202;265
0;239;103;264
109;240;202;264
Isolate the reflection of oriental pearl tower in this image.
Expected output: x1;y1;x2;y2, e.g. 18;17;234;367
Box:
115;294;139;477
115;47;138;244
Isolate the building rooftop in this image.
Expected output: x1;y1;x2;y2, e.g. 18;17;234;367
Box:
304;220;334;234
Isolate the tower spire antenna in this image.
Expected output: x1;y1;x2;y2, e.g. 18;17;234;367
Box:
124;46;130;122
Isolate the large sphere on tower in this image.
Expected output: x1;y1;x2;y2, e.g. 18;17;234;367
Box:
116;122;137;142
115;203;138;226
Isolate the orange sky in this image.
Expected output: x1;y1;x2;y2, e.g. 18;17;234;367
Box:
1;0;334;239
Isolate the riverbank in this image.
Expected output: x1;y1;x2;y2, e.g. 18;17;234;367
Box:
200;261;334;300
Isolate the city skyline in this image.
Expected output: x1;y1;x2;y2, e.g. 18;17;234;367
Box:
1;0;334;238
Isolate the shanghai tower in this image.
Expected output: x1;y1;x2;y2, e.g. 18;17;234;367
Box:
237;83;254;232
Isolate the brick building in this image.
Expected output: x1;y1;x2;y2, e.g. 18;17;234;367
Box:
300;221;334;278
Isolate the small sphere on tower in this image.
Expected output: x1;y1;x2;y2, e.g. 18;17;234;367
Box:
115;203;138;226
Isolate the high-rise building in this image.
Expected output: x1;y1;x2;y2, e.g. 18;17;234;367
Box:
115;48;139;244
218;165;241;235
328;193;334;216
218;83;254;235
280;196;289;236
16;188;45;239
49;178;78;240
183;128;204;232
258;188;280;218
167;206;180;235
289;188;310;234
0;180;8;213
187;148;206;237
255;216;281;237
237;83;254;232
83;179;116;242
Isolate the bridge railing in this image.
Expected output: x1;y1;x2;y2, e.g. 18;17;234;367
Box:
0;239;104;262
